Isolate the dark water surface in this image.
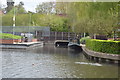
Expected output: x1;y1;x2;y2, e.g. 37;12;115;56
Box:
2;44;119;78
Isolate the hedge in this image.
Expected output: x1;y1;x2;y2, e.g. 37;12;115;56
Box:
0;33;21;39
86;39;120;54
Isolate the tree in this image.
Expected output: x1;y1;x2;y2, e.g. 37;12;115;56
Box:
7;1;26;14
17;1;26;14
55;2;68;14
65;2;118;37
6;0;14;13
36;2;55;14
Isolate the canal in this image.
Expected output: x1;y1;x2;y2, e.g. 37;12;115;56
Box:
2;44;119;78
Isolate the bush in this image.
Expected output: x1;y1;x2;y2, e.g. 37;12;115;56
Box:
0;33;21;39
86;39;120;54
80;36;90;44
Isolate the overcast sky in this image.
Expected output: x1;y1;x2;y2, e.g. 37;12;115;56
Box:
1;0;55;12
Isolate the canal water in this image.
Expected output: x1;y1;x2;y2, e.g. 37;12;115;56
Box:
2;44;119;78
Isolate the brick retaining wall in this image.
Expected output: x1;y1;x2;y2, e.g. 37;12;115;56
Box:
0;39;21;44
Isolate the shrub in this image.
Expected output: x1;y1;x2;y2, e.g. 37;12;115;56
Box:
86;39;120;54
80;36;90;44
0;33;21;39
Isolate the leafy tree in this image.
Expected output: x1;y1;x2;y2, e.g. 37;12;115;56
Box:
16;1;26;14
6;1;14;13
2;13;69;32
2;14;13;26
32;13;68;32
7;1;26;14
65;2;118;37
55;2;68;14
36;2;55;14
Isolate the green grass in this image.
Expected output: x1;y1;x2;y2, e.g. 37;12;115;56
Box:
0;33;21;39
86;39;120;54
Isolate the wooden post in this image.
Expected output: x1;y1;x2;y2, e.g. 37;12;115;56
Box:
68;32;70;40
62;32;63;40
55;32;56;40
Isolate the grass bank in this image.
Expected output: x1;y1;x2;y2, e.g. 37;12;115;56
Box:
0;33;21;39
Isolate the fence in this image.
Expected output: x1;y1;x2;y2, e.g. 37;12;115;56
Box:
36;31;81;41
1;26;50;36
1;26;82;41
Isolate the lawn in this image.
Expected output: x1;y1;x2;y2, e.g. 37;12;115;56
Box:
0;33;21;39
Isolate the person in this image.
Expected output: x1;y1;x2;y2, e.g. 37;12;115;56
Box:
24;37;28;42
21;33;26;42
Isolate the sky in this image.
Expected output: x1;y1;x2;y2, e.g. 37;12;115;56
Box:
1;0;55;12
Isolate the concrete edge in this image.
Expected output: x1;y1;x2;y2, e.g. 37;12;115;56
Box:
81;45;120;61
0;42;43;50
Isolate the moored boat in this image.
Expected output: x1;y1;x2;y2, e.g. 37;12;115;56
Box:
68;42;82;51
68;38;82;52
